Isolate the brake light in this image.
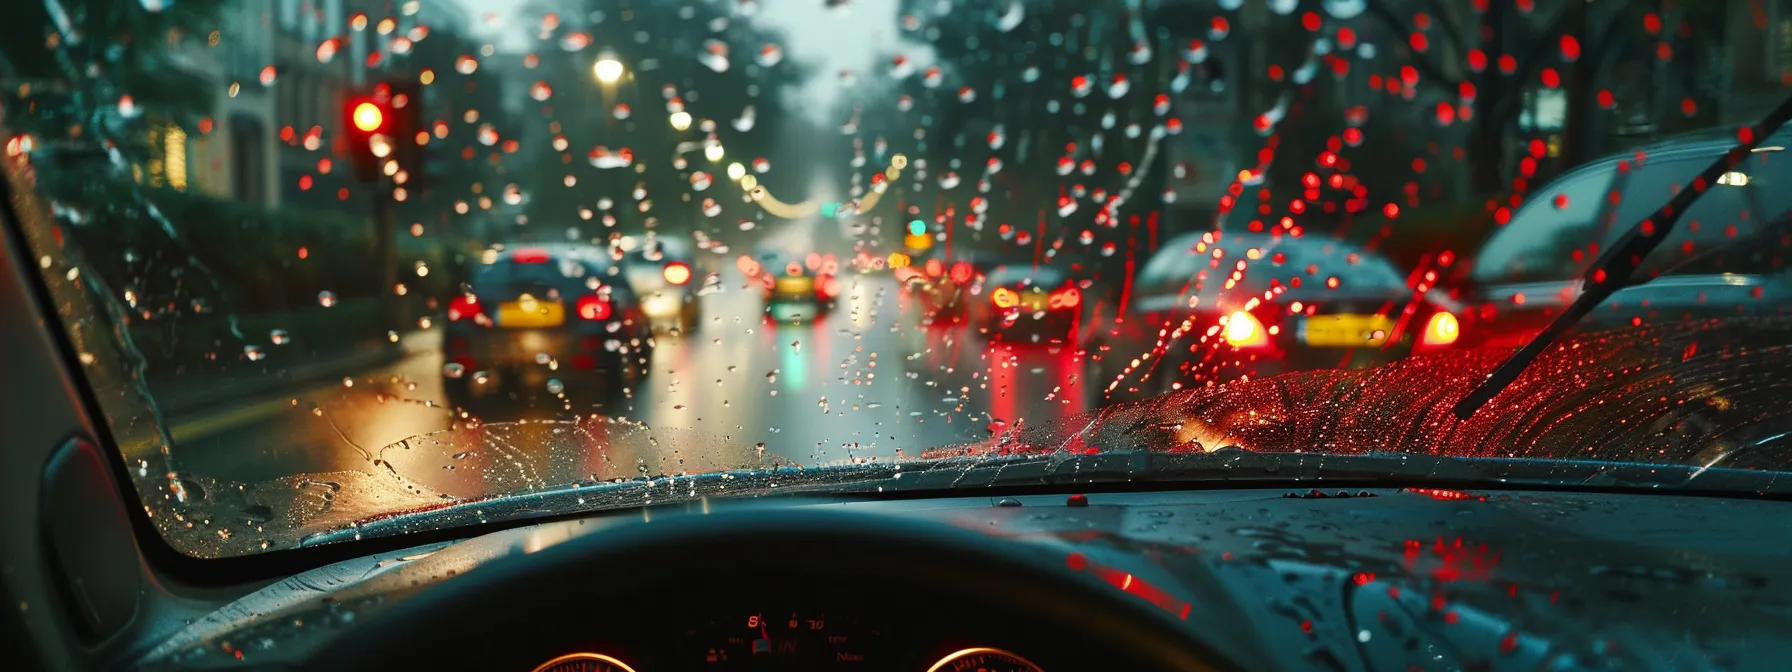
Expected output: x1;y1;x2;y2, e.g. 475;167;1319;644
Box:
948;261;974;284
1421;311;1460;346
663;261;692;285
924;258;944;278
1049;286;1081;310
1223;311;1269;348
448;295;485;321
817;274;841;300
991;287;1020;309
511;247;550;264
575;295;613;321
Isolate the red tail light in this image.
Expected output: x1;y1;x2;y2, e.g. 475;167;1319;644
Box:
576;295;613;321
1049;286;1081;310
924;258;944;278
511;247;550;264
448;295;485;322
948;261;974;284
816;274;840;300
1223;311;1269;348
1420;311;1460;347
662;261;692;285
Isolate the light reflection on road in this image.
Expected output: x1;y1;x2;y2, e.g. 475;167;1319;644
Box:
171;273;1094;492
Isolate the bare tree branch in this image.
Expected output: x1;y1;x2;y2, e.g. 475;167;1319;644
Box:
1422;0;1470;64
1363;0;1465;89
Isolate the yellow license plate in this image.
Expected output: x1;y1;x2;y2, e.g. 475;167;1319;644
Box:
1298;314;1393;347
497;296;565;328
774;276;814;294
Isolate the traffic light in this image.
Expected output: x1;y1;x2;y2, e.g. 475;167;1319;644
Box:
339;82;424;185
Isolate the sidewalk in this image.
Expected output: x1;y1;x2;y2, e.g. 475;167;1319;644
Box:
152;329;439;419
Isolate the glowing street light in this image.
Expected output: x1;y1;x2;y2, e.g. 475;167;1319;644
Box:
669;111;693;131
704;142;725;162
726;162;746;181
593;57;625;83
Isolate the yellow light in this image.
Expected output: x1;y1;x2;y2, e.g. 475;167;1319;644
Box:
991;287;1020;309
669;111;693;131
1224;311;1268;347
352;102;383;132
593;58;624;83
726;162;746;181
163;125;187;192
1421;312;1460;347
904;233;934;250
887;253;910;268
704;143;725;162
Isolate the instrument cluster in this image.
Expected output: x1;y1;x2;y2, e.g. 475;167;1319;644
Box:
527;605;1047;671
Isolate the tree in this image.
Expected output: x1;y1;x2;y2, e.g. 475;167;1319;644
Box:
849;0;1185;294
448;0;813;256
1360;0;1723;193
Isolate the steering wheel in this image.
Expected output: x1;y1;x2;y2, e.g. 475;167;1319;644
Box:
311;507;1241;670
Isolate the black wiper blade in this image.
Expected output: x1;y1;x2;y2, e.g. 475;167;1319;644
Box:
1452;96;1792;419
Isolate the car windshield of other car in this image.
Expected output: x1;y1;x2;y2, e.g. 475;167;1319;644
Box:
6;0;1792;559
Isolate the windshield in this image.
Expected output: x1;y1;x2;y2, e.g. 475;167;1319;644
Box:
7;0;1792;558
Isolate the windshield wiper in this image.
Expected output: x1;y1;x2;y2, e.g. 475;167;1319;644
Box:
1452;95;1792;419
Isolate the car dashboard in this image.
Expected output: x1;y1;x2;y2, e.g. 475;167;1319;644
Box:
128;486;1792;671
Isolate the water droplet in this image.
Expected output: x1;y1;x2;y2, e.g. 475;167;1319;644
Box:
443;363;465;379
546;378;565;394
269;329;290;345
317;291;337;307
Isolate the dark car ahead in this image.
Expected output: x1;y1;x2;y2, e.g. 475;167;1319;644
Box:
443;245;653;407
972;264;1084;340
1458;128;1792;347
896;254;987;325
1090;231;1455;401
619;235;702;332
750;250;841;322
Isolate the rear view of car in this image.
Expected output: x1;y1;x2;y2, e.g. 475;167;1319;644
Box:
443;246;652;408
1092;231;1454;401
897;256;983;324
974;265;1083;340
747;252;841;322
620;236;702;332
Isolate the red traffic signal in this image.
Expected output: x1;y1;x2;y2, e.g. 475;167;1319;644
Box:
351;101;384;133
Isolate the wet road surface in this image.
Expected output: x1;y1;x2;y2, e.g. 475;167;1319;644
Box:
168;271;1093;489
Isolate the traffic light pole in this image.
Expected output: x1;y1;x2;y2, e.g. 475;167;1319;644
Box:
374;179;399;330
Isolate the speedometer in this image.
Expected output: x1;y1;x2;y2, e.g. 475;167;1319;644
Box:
926;647;1045;672
530;652;638;672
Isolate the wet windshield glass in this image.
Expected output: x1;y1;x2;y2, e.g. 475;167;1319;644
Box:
5;0;1791;558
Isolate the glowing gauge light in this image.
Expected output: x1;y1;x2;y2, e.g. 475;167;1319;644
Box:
925;647;1044;672
1224;310;1269;348
1421;311;1460;346
530;652;637;672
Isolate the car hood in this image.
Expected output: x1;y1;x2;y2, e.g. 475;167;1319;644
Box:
975;315;1792;472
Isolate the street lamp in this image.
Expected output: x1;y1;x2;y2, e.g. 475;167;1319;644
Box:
593;57;625;83
669;111;693;131
704;142;725;162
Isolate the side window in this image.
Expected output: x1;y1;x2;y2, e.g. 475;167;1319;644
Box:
1471;167;1617;284
1629;151;1792;277
1138;239;1204;291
